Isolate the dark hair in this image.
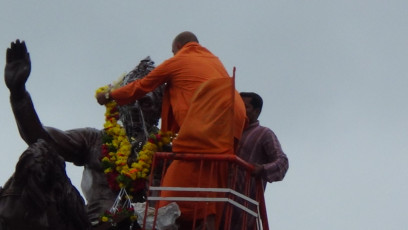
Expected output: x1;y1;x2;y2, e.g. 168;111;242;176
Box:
240;92;263;112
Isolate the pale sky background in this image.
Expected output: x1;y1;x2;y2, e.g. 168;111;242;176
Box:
1;1;407;229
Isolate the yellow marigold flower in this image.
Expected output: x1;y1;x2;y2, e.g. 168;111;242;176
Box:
119;128;127;136
104;122;113;129
101;156;110;162
112;127;121;135
130;215;137;221
121;145;131;153
144;143;157;151
139;155;147;161
95;86;109;96
134;163;142;170
121;165;129;171
101;216;109;222
104;168;113;173
129;174;136;180
162;137;170;144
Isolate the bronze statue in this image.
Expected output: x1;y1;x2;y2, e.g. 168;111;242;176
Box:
4;40;163;229
0;139;91;230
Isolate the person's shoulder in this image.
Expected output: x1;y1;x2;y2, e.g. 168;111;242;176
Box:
261;126;282;142
258;124;272;130
179;42;215;57
255;124;273;133
154;56;179;70
255;124;278;136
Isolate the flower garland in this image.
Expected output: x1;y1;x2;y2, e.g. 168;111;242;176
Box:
95;85;174;192
100;206;137;224
95;85;174;223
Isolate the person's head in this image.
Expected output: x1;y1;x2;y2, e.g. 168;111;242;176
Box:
172;31;199;55
118;57;163;150
240;92;263;124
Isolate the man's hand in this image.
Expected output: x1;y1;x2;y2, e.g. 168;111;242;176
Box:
96;91;111;105
4;40;31;98
251;164;264;177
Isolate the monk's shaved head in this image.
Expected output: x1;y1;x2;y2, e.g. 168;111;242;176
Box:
172;31;199;55
174;31;199;46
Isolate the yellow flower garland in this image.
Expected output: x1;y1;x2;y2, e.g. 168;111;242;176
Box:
95;85;174;193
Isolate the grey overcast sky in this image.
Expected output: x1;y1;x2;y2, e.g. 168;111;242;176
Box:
1;1;407;229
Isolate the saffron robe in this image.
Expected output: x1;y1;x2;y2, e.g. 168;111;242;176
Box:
111;42;236;134
111;42;246;224
159;77;246;225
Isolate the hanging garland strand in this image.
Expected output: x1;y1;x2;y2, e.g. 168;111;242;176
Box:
95;85;174;224
95;85;174;194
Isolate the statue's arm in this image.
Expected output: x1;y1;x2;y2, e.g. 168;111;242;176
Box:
5;40;50;145
11;93;99;165
11;92;52;145
45;127;101;165
5;40;100;165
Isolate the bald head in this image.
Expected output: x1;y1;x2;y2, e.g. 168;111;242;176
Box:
172;31;199;55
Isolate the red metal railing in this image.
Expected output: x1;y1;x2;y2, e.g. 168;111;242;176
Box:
142;152;269;230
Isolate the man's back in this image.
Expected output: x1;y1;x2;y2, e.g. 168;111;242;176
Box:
147;42;231;126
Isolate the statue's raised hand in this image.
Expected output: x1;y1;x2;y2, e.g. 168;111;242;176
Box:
4;40;31;98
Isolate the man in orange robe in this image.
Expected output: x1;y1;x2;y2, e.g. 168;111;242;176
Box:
97;31;246;229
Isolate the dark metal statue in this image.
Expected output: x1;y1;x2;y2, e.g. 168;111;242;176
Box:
4;40;163;229
0;139;91;230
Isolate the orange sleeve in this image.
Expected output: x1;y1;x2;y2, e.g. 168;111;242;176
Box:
110;59;174;106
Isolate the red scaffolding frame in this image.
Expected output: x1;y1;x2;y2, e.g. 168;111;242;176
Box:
141;152;269;230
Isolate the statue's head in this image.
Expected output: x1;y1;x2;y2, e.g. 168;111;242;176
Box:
15;139;67;210
11;139;89;228
118;57;164;150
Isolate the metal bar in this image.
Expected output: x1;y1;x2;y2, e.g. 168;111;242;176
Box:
149;186;259;206
147;196;259;218
146;152;268;230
